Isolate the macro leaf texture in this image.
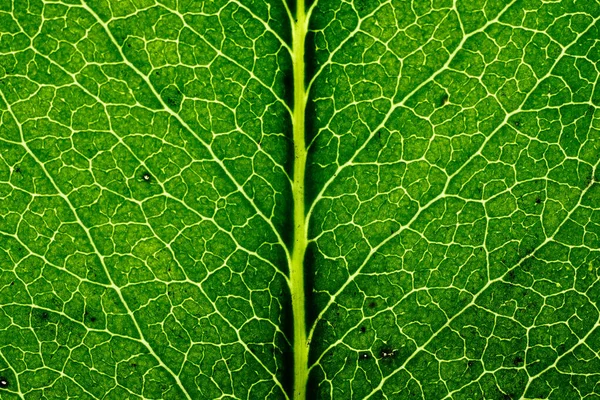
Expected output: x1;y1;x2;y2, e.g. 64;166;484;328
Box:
0;0;600;399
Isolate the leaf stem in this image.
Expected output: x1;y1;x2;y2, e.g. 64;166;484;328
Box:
291;0;308;398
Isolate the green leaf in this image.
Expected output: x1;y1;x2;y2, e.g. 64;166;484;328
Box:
0;0;599;399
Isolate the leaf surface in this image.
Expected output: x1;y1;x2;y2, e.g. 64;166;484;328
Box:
0;0;599;399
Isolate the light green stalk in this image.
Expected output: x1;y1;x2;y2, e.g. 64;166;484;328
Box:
291;0;308;398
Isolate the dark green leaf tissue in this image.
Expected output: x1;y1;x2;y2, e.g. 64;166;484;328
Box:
0;0;599;399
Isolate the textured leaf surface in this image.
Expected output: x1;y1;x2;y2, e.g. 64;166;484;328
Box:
0;0;600;399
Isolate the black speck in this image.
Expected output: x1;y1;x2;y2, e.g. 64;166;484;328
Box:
507;270;516;281
360;326;366;333
10;282;14;286
439;94;449;106
368;301;377;309
14;167;21;174
467;360;474;367
513;356;524;366
535;197;541;204
41;312;48;320
90;316;97;322
0;377;8;388
131;363;137;368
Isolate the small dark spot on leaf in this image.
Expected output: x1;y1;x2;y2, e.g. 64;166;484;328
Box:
0;377;8;388
514;121;521;127
360;326;366;333
535;197;541;204
10;282;14;286
131;363;137;368
467;360;474;367
14;167;21;174
439;94;449;106
41;312;48;320
90;316;97;322
513;356;523;366
163;86;183;109
368;302;376;308
507;270;515;281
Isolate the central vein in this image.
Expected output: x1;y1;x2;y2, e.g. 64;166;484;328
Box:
290;0;308;398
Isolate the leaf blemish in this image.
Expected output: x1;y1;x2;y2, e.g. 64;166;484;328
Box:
379;347;395;359
0;377;8;388
513;356;523;366
439;94;449;106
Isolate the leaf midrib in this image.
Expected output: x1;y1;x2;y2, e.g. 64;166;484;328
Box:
290;0;309;399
